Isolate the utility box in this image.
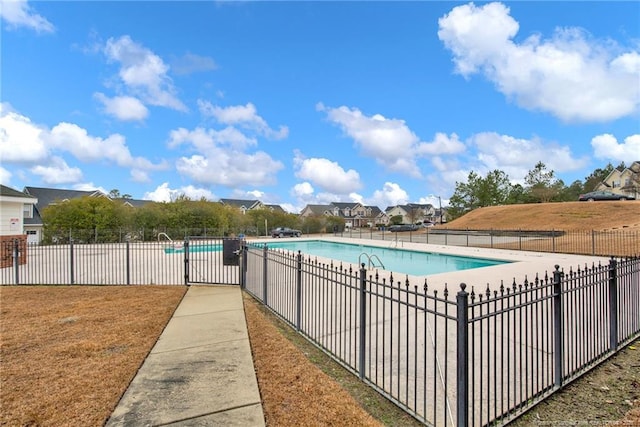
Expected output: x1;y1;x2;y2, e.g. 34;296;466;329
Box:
222;238;241;266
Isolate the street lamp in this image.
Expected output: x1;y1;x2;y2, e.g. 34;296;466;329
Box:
437;196;442;224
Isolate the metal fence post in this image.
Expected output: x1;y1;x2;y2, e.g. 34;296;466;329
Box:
519;229;522;251
126;241;131;285
13;239;20;285
608;257;619;352
456;283;469;427
183;240;190;286
358;263;367;380
592;230;596;256
70;239;75;285
296;251;302;331
241;244;248;290
552;229;556;253
553;265;564;388
263;245;268;306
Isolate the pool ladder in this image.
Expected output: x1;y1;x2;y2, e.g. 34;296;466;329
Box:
158;232;183;250
358;253;385;270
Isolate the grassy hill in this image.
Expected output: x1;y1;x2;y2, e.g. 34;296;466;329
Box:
443;201;640;232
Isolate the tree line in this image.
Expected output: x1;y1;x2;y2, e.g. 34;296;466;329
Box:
41;195;345;244
447;161;635;220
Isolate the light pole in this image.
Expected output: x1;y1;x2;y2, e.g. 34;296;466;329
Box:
438;196;442;224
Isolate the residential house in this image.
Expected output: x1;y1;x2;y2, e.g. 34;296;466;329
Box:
0;184;38;266
219;198;264;214
299;202;382;228
385;203;436;225
595;161;640;199
263;204;287;213
219;198;286;214
112;197;152;208
299;204;334;218
1;183;38;240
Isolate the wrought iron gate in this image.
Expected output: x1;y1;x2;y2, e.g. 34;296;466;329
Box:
184;236;242;285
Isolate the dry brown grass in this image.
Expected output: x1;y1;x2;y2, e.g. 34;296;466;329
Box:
243;294;384;427
0;285;186;426
441;201;640;256
444;201;640;232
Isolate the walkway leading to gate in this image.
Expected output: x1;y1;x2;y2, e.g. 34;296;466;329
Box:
106;285;265;426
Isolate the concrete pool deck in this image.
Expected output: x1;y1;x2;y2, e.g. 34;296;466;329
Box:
260;236;610;291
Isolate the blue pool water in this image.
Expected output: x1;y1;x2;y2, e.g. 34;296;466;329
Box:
165;239;509;276
265;240;508;276
164;243;221;254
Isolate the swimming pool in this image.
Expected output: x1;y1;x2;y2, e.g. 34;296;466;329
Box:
264;240;509;276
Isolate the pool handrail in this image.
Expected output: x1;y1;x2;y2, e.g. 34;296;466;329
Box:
358;252;385;270
158;232;184;250
158;232;173;243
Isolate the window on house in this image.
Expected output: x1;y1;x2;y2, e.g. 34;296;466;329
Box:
23;204;33;219
26;230;37;235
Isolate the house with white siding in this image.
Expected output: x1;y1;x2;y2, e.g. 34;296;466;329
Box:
0;185;38;240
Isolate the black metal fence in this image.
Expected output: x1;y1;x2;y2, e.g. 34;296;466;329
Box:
336;228;640;257
0;237;240;286
242;243;640;426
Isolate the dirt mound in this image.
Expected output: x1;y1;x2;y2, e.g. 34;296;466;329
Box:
444;201;640;232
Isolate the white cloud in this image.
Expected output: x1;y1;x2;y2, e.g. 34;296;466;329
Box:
176;153;281;187
292;182;314;198
245;189;264;199
30;157;82;184
591;134;640;162
294;155;362;194
1;105;167;186
0;0;54;33
48;122;165;171
171;52;217;75
103;35;187;111
168;126;256;151
438;2;640;122
320;105;423;177
0;166;12;184
168;127;283;187
143;182;216;202
198;101;289;140
470;131;588;181
0;104;49;162
94;93;149;121
130;169;150;183
368;182;409;209
416;133;466;156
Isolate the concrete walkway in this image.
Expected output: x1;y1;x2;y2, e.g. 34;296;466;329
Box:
106;285;265;427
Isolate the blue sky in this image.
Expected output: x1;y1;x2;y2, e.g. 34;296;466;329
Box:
1;1;639;212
